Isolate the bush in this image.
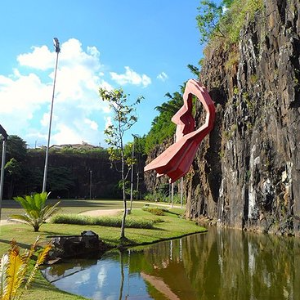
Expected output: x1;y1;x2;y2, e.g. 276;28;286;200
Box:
142;206;165;216
51;214;156;229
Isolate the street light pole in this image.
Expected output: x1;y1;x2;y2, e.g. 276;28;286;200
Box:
0;125;8;221
42;38;60;193
89;170;93;200
130;138;134;211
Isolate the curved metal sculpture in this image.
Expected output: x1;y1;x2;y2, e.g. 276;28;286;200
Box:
144;79;215;183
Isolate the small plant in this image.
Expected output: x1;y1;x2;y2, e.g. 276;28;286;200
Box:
245;170;251;181
142;206;165;216
0;237;51;300
219;149;225;158
243;92;255;112
250;74;258;84
233;86;239;95
225;50;240;70
224;124;238;140
9;192;60;232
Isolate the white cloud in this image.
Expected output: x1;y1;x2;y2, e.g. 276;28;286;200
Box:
110;66;151;87
84;118;98;130
157;72;168;82
0;72;50;114
17;45;54;70
104;116;112;129
0;38;111;147
51;124;83;145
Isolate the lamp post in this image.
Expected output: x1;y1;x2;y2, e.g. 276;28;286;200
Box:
0;125;8;221
89;170;93;200
42;38;60;193
129;138;135;211
130;134;140;211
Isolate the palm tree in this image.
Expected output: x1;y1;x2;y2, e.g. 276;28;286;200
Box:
9;192;60;232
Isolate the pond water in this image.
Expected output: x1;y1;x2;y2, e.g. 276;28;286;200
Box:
42;227;300;299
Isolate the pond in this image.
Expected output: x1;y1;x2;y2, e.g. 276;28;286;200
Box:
42;227;300;299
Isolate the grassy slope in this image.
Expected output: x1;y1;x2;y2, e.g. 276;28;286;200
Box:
0;200;205;299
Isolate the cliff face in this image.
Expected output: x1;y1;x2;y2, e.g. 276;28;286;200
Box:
186;0;300;235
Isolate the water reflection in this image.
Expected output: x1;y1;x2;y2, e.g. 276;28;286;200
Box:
42;228;300;299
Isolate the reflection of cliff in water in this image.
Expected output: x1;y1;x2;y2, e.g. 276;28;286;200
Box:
130;228;300;300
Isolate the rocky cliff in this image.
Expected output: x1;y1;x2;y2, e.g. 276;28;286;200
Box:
145;0;300;235
187;0;300;235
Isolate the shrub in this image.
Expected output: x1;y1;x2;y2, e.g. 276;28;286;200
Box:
51;214;156;229
142;206;165;216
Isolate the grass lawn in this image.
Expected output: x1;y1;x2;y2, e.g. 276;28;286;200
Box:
0;199;205;300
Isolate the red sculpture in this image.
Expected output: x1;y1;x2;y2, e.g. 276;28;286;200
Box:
144;79;215;183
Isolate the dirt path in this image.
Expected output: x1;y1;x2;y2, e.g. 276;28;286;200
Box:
0;203;183;226
79;209;123;217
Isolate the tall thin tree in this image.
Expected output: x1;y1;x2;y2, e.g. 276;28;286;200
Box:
99;88;143;241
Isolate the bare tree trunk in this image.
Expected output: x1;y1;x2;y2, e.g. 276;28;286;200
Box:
120;149;126;240
120;190;126;239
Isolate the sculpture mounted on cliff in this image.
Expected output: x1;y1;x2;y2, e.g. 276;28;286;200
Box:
144;79;215;182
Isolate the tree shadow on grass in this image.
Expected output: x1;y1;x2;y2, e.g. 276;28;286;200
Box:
0;239;32;250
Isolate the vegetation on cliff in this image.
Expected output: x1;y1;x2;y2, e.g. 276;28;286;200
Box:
197;0;263;46
144;89;184;154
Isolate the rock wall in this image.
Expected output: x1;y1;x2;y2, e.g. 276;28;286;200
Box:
186;0;300;235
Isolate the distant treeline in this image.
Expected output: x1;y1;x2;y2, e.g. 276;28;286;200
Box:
0;136;146;199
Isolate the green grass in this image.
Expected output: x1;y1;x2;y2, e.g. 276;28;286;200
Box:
0;200;205;299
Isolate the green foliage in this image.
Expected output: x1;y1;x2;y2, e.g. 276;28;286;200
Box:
4;135;27;162
196;0;224;44
1;136;28;199
187;64;200;76
197;0;263;46
5;158;22;178
144;187;169;202
225;50;240;70
166;193;186;205
243;92;255;112
50;146;107;157
144;91;184;154
0;238;51;300
100;88;143;167
51;213;157;229
223;0;263;44
10;192;60;232
142;206;165;216
47;166;76;193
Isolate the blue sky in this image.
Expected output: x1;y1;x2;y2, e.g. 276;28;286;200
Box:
0;0;204;148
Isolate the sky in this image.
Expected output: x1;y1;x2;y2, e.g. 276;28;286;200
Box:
0;0;204;148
